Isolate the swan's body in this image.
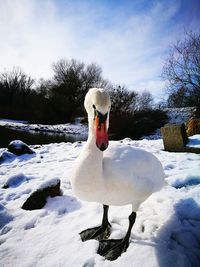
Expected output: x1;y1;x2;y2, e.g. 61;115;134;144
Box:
70;88;166;261
72;141;165;210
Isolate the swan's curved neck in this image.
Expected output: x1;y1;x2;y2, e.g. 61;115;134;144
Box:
86;116;102;153
77;118;104;184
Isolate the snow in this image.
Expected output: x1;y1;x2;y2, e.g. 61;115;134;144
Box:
0;151;16;163
0;118;88;136
38;178;60;190
9;140;28;149
0;118;28;124
3;173;28;188
187;134;200;148
0;137;200;267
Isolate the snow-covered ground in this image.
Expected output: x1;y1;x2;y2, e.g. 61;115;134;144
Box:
0;137;200;267
0;118;88;136
187;134;200;148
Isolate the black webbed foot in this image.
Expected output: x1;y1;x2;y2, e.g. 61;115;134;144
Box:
98;238;123;255
80;205;111;241
98;238;129;261
80;224;111;241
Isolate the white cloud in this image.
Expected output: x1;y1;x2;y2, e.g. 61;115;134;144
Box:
0;0;198;100
0;0;69;79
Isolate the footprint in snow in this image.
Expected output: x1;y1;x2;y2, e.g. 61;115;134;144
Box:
164;164;175;170
24;219;36;230
0;204;13;230
172;176;200;189
1;226;12;235
2;173;28;189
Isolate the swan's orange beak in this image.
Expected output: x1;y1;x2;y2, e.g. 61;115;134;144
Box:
95;115;108;151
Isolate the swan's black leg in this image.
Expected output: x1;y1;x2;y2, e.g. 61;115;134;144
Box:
80;205;111;241
98;211;136;261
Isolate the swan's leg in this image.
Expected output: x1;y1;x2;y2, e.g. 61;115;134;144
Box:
80;205;111;241
98;211;136;261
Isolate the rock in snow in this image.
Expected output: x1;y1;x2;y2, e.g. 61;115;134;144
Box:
8;140;35;156
22;178;62;210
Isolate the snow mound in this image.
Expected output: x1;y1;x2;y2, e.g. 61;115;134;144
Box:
9;140;27;148
8;140;35;156
187;134;200;148
0;151;16;164
3;173;28;188
0;204;13;230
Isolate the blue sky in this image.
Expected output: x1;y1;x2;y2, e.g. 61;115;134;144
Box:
0;0;199;100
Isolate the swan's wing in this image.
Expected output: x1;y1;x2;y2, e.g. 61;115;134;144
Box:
103;142;165;192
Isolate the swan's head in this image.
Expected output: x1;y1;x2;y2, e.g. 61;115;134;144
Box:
84;88;111;151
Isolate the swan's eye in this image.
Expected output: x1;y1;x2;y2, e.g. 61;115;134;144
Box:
93;104;96;109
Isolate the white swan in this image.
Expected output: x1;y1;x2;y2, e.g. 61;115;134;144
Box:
71;88;166;261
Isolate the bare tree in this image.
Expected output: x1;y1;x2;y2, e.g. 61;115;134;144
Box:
50;59;109;120
167;86;190;107
162;31;200;107
52;59;84;85
36;78;52;98
0;67;34;104
109;85;137;115
0;67;35;120
162;31;200;91
0;67;34;91
136;90;154;110
52;59;106;88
